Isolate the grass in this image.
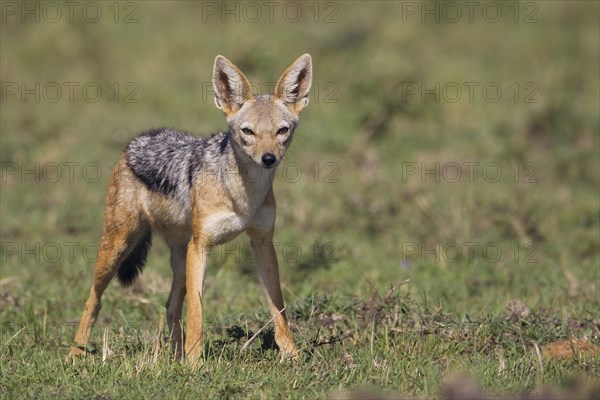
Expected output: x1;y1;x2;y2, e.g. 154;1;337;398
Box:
1;1;599;398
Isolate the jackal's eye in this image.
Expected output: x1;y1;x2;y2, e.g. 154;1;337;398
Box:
241;127;254;136
277;127;289;135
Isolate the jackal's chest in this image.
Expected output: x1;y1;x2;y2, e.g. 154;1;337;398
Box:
202;211;250;245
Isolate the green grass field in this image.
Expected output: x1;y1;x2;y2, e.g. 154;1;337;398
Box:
1;1;599;398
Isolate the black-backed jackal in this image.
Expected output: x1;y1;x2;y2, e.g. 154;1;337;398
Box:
68;54;313;363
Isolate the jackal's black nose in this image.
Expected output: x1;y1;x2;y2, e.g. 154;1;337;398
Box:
261;153;277;167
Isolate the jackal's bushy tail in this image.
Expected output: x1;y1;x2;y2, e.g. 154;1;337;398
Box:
117;230;153;286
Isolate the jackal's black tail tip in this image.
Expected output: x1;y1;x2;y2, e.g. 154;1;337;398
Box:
117;230;152;286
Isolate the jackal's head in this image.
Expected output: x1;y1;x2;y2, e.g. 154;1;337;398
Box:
212;54;312;169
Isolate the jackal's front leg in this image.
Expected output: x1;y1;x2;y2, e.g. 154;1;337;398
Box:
185;238;209;364
247;228;298;360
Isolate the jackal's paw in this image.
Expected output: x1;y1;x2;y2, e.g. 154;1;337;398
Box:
279;347;300;362
184;343;205;368
184;353;204;369
65;345;95;362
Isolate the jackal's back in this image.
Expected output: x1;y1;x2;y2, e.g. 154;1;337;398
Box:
125;128;230;208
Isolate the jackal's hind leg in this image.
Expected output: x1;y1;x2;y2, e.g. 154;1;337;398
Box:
68;216;150;358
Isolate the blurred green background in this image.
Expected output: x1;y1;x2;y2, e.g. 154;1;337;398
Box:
1;1;598;398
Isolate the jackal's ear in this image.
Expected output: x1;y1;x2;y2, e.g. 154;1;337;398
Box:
274;54;313;114
212;55;253;115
